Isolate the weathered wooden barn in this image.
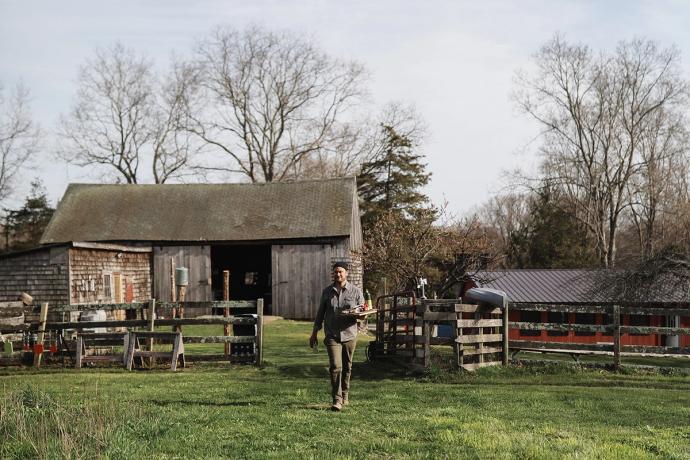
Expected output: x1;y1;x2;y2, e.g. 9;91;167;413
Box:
0;242;152;320
467;269;690;347
37;177;362;319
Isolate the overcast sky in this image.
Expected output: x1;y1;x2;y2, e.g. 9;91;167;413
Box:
1;0;689;214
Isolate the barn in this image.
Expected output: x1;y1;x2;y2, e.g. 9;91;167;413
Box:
36;177;362;319
468;269;690;348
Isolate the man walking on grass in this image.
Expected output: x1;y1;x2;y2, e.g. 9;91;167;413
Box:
310;261;364;411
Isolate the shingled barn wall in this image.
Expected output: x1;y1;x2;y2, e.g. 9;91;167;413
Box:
69;248;151;305
0;246;70;305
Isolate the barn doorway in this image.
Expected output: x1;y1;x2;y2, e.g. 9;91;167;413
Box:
211;245;272;313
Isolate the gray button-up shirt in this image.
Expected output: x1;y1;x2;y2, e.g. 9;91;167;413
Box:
313;281;364;342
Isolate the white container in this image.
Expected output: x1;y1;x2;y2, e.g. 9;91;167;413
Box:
80;310;107;333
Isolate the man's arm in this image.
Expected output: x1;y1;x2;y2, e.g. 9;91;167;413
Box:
357;288;365;307
310;290;327;345
313;290;327;334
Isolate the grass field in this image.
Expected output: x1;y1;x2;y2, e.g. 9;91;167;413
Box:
1;319;690;459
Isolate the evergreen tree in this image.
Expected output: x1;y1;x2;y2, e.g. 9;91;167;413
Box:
507;186;597;268
357;124;431;228
3;180;54;252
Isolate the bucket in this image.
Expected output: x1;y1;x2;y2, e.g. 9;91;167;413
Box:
175;267;189;286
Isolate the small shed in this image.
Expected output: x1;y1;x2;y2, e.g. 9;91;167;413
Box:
40;177;363;319
0;242;152;320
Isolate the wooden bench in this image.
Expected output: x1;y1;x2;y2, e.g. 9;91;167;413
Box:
76;332;128;368
125;331;185;371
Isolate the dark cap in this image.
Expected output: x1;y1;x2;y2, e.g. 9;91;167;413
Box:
333;261;349;271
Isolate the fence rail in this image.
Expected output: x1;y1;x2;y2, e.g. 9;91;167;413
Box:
7;300;257;314
509;303;690;368
0;299;264;369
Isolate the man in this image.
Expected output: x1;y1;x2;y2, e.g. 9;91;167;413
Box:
310;261;364;411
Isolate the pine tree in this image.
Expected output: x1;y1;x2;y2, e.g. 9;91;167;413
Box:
3;180;54;251
506;186;597;268
357;124;431;228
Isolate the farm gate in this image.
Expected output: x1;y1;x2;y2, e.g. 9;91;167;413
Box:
368;294;509;371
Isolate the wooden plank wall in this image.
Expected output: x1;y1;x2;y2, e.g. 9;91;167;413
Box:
349;185;363;251
272;240;358;319
0;246;69;305
153;245;212;302
69;248;151;305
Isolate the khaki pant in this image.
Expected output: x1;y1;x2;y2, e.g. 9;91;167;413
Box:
325;337;356;403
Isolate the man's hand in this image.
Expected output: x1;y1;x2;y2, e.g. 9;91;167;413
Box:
309;332;317;348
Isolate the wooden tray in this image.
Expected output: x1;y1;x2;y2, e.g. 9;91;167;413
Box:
340;309;378;318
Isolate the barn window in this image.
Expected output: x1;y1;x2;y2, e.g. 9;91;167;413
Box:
546;311;568;336
103;274;112;300
519;310;541;337
244;272;259;286
574;313;596;336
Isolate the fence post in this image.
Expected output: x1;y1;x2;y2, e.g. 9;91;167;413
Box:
223;270;230;357
33;302;49;368
147;299;156;367
170;258;176;302
502;301;509;366
256;298;264;366
613;304;621;370
423;317;431;368
175;286;186;334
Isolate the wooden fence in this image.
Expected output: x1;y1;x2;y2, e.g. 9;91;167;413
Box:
369;296;509;371
509;303;690;368
0;299;264;368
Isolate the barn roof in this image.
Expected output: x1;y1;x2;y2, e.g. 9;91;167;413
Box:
473;269;690;304
473;269;602;303
41;177;358;244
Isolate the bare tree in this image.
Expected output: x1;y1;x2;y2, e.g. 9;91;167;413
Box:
364;206;446;293
290;102;427;180
364;204;496;296
189;26;368;182
60;43;198;184
627;108;689;259
151;59;204;183
515;35;689;267
480;192;530;262
0;82;39;202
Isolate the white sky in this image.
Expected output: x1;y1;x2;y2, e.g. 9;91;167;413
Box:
1;0;689;215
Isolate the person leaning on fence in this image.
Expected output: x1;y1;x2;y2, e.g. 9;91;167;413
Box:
310;261;364;412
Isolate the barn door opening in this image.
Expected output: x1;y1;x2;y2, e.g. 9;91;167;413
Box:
211;245;272;313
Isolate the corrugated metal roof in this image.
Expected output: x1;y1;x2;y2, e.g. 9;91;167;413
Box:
474;269;603;303
474;269;690;303
41;178;357;244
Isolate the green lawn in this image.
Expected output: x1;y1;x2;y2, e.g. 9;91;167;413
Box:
1;320;689;459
